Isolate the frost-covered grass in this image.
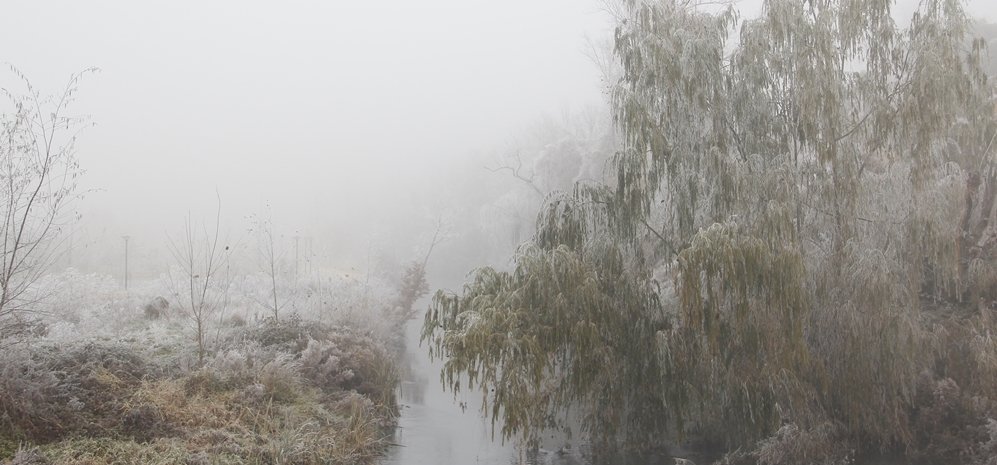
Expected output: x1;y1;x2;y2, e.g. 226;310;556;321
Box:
28;268;399;346
0;268;406;465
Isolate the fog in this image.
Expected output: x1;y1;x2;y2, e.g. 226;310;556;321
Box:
3;1;997;465
1;0;612;277
3;0;996;279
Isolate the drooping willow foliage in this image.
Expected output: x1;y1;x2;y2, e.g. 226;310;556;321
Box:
424;188;669;447
424;0;997;453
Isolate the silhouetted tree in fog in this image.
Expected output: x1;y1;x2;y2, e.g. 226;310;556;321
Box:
0;68;92;340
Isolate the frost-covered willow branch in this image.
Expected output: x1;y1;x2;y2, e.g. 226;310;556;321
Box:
423;239;666;447
425;0;997;454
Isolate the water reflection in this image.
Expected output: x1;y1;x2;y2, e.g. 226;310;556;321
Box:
381;320;521;465
380;322;899;465
381;320;682;465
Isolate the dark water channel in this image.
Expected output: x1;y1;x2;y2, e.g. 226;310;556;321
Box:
379;320;520;464
379;321;707;465
379;321;917;465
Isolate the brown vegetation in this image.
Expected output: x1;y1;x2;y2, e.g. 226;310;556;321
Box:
0;317;398;465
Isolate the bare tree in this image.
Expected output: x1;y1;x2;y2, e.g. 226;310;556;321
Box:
0;67;93;338
249;208;289;322
167;193;230;366
486;151;544;197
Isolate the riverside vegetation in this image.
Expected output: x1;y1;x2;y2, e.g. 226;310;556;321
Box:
424;1;997;464
0;67;433;464
0;265;428;465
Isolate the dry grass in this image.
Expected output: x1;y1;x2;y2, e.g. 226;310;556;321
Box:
0;317;398;465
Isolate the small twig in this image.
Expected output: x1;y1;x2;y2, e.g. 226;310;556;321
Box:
642;219;677;258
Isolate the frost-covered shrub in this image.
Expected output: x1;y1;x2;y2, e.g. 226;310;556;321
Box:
299;337;353;391
245;316;397;406
185;343;304;404
142;296;170;320
0;342;155;441
325;329;397;408
257;354;301;403
248;314;324;353
0;348;63;440
227;313;246;327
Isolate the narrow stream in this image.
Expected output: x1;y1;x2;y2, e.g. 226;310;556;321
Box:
379;321;917;465
379;321;683;465
380;319;521;465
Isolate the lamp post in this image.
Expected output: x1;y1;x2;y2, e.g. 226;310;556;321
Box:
293;235;300;284
122;235;130;291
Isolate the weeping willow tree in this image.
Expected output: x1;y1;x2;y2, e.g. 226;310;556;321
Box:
425;187;669;447
425;0;997;454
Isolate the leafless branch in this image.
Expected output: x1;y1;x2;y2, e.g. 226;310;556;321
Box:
486;151;545;197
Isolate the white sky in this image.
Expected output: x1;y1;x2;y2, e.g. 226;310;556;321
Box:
0;0;613;270
1;0;995;273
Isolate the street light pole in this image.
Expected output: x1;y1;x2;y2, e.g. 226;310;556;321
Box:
122;235;130;291
293;235;300;284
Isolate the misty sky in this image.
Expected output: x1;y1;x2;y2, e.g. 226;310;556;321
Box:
1;0;995;274
1;0;613;270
